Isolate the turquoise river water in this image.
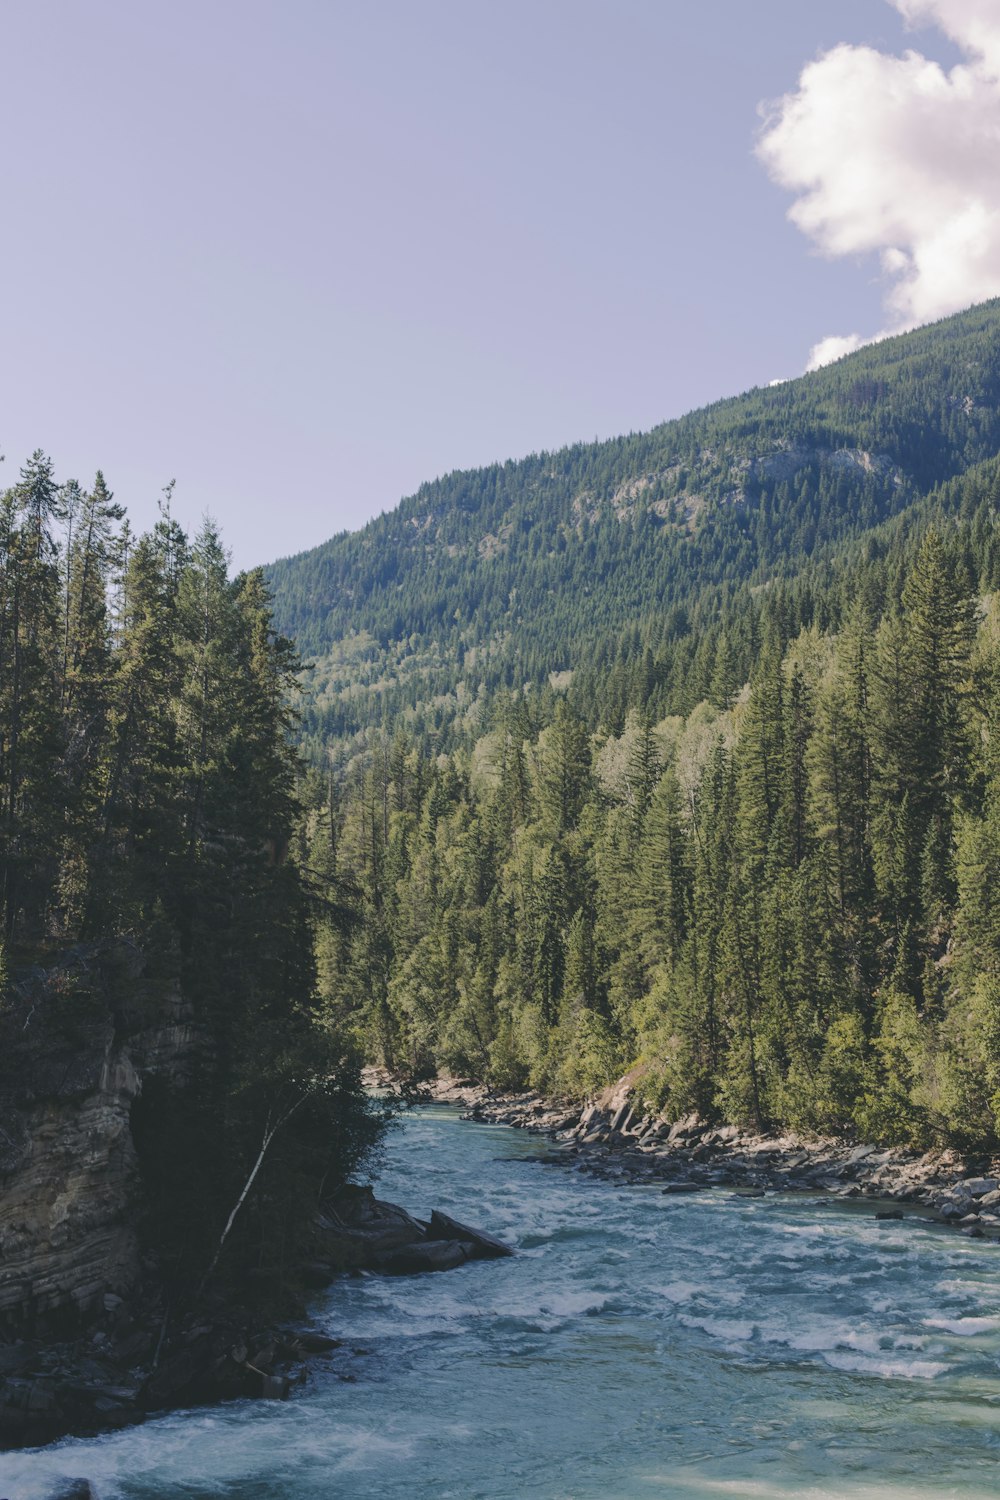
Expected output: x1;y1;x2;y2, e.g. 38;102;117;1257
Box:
5;1104;1000;1499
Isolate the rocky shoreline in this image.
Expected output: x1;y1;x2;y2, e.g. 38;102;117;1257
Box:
0;1183;511;1455
401;1072;1000;1242
10;1069;1000;1474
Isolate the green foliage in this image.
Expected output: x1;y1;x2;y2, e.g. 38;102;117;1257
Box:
0;468;383;1291
267;300;1000;758
12;304;995;1169
286;301;1000;1147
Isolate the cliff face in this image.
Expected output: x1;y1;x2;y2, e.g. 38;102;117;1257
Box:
0;948;198;1334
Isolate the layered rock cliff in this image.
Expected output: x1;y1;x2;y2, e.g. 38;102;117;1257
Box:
0;944;198;1334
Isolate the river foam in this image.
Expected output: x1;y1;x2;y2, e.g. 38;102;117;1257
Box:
6;1105;1000;1499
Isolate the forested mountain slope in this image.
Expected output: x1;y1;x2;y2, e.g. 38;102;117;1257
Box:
269;300;1000;1149
267;300;1000;752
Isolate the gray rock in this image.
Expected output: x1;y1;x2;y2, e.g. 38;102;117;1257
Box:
46;1483;100;1500
374;1239;472;1274
315;1185;428;1267
300;1261;336;1287
961;1178;999;1198
285;1329;341;1353
427;1210;513;1259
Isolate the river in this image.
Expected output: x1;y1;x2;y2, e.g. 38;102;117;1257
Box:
6;1105;1000;1499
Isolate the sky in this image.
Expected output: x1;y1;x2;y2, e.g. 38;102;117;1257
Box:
1;0;995;570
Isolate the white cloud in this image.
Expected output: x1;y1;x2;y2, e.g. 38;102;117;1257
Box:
758;0;1000;368
894;1;1000;75
805;333;870;372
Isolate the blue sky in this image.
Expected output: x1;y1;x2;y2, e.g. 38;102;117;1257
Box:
0;1;979;568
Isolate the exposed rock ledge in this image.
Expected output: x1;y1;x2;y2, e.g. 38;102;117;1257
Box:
0;945;199;1335
375;1069;1000;1241
306;1184;512;1282
0;953;512;1452
0;1175;511;1450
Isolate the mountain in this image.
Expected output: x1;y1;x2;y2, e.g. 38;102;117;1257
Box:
266;300;1000;752
265;299;1000;1150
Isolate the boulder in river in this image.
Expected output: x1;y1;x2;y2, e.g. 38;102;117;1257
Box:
374;1240;474;1274
314;1185;429;1267
313;1184;513;1274
427;1210;514;1259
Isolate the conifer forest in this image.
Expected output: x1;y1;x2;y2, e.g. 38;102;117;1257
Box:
270;302;1000;1150
9;300;1000;1248
0;455;381;1288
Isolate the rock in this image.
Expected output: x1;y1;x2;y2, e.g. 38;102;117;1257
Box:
961;1178;999;1198
138;1326;252;1411
427;1210;514;1259
0;949;195;1335
978;1188;1000;1209
314;1185;428;1268
46;1483;100;1500
373;1240;472;1274
284;1329;342;1353
300;1261;336;1288
0;1342;32;1374
260;1374;290;1400
667;1113;705;1145
875;1210;903;1220
661;1183;701;1195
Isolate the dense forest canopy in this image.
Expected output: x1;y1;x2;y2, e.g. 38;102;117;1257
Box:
0;454;381;1290
269;302;1000;1148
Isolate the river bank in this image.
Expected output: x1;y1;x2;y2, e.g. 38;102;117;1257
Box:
0;1177;512;1454
10;1100;1000;1500
390;1071;1000;1241
9;1072;1000;1479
